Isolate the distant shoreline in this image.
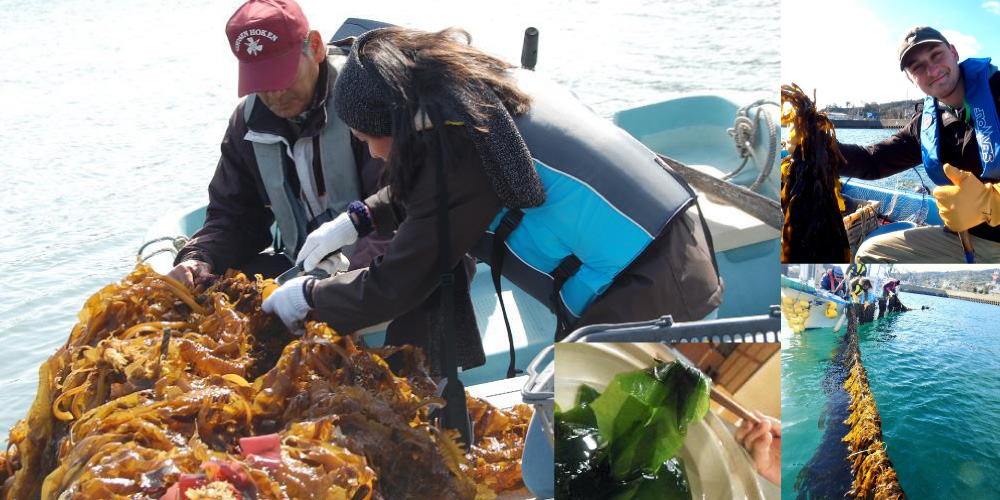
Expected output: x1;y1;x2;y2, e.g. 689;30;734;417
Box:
901;283;1000;306
829;118;909;129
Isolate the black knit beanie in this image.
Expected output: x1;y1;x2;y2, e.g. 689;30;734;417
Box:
333;30;394;136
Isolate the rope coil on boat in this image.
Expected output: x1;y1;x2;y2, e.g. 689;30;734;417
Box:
136;235;189;265
846;202;879;257
726;99;780;192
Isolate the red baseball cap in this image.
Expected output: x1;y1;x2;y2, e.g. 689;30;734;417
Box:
226;0;310;97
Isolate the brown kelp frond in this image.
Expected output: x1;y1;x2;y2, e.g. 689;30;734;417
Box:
781;83;851;263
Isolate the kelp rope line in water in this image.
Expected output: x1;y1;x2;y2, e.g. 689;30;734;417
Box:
877;295;910;319
842;303;905;500
780;83;851;263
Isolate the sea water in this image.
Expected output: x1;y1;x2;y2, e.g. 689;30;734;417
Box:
781;292;1000;499
0;0;778;432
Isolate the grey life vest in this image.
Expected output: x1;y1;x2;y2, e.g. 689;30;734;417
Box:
243;56;360;259
470;70;700;323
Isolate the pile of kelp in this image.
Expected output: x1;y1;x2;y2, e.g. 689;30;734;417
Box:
0;265;529;500
841;303;905;500
781;83;851;263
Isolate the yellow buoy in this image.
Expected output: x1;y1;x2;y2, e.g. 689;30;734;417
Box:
825;308;838;318
797;300;809;308
781;296;795;305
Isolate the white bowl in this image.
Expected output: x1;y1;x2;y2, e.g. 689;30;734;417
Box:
554;342;764;500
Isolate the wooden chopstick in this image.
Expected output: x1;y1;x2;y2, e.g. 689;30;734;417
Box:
665;351;762;426
710;386;760;426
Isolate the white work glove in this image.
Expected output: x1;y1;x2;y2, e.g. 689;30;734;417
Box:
261;275;314;334
297;212;359;272
313;252;351;276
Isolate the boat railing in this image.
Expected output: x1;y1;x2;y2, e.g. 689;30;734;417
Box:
561;306;780;343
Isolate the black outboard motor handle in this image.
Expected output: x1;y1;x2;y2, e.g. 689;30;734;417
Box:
521;27;539;70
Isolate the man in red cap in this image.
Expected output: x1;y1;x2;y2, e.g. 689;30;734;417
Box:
168;0;370;286
227;0;313;106
166;0;486;371
170;0;366;284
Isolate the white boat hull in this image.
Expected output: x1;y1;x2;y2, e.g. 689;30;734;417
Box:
780;286;848;330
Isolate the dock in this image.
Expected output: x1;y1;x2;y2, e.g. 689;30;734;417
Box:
829;118;909;129
900;284;1000;306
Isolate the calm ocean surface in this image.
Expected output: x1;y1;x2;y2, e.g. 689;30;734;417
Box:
0;0;777;433
835;127;897;146
780;126;927;189
781;293;1000;499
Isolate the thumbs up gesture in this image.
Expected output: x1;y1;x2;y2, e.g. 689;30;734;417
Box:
932;163;1000;232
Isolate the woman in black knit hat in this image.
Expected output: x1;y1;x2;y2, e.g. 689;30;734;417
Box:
262;27;723;353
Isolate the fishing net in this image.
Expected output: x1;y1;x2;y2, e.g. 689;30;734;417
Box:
841;168;932;255
0;265;530;500
846;170;931;223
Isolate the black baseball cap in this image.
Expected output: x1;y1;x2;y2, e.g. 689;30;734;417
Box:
898;26;951;71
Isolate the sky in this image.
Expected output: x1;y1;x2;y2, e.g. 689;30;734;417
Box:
783;0;1000;107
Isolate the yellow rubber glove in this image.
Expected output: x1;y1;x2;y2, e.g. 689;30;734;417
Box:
932;163;1000;232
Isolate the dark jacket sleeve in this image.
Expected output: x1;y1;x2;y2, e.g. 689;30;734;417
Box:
310;134;502;332
364;186;403;238
174;107;275;272
837;114;924;180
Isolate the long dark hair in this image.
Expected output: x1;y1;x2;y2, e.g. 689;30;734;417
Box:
355;27;532;203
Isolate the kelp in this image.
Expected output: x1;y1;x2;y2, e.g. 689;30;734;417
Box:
877;295;912;319
465;396;532;493
781;83;852;263
0;265;530;499
842;304;905;500
553;361;709;500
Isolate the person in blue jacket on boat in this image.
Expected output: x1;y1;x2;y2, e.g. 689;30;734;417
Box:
788;26;1000;263
820;266;846;298
261;27;724;341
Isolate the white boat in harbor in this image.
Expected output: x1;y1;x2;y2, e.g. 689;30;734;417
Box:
780;274;848;331
781;264;896;331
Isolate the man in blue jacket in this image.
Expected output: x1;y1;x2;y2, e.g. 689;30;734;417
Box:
791;26;1000;262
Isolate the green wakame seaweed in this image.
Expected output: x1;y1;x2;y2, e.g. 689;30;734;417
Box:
554;361;710;500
